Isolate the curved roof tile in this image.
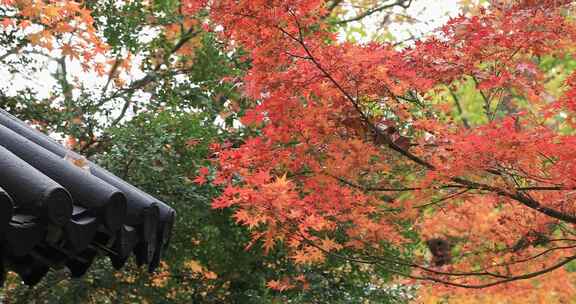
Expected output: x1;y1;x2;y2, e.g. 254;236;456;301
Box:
0;109;176;285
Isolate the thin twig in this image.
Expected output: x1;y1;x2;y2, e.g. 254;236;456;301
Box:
336;0;412;24
280;12;434;169
447;86;470;129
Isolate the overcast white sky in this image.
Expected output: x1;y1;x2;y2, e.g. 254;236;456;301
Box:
339;0;463;43
388;0;462;40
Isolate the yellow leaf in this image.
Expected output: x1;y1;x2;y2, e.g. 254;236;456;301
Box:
184;260;204;273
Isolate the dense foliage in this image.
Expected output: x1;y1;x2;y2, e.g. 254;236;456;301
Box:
0;0;419;303
2;0;576;303
197;0;576;302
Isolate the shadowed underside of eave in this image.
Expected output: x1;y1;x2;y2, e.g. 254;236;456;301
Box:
0;108;176;286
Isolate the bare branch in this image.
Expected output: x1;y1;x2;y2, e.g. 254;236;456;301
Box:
384;255;576;289
471;75;493;121
98;27;200;107
447;85;470;129
414;188;471;209
336;0;412;24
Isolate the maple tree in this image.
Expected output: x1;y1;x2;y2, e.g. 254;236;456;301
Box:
177;0;576;301
0;0;409;302
4;0;576;302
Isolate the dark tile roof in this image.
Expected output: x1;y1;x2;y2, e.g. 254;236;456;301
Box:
0;109;175;286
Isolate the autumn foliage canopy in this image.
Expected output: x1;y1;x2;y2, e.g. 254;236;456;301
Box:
191;0;576;301
4;0;576;302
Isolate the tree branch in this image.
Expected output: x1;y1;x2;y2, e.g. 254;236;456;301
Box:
335;0;412;24
280;13;434;169
97;27;200;107
452;177;576;224
385;255;576;289
447;85;470;129
326;173;421;192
